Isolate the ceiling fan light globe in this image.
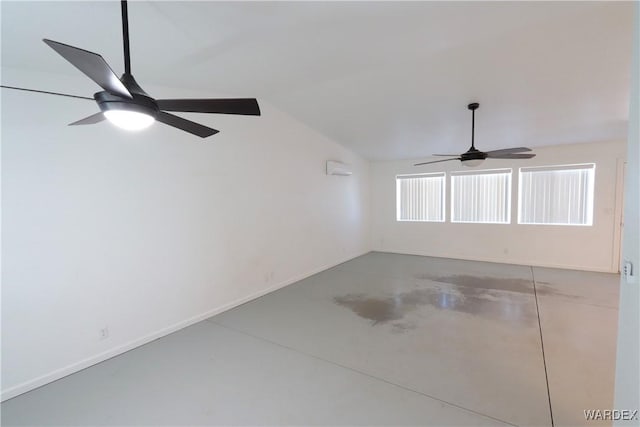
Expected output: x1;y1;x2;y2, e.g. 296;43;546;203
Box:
104;110;155;131
462;158;485;167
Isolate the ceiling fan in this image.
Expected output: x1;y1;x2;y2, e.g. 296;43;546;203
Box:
0;0;260;138
414;103;535;167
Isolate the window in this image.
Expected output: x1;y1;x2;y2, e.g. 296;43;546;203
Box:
451;169;512;224
518;164;595;226
396;173;445;222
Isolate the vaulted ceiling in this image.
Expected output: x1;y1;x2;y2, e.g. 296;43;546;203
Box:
1;1;633;160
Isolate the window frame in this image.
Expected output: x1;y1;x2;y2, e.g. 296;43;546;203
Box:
396;172;446;222
450;168;513;224
517;163;596;226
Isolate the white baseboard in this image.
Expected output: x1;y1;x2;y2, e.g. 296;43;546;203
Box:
373;248;619;274
1;249;371;402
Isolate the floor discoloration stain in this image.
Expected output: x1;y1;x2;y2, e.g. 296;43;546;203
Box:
414;274;584;301
333;294;415;324
535;283;583;300
390;322;417;334
415;274;534;294
334;285;536;330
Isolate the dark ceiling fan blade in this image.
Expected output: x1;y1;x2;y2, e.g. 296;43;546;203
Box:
157;98;261;116
0;85;94;100
432;154;461;157
43;39;132;99
484;147;532;156
487;153;536;159
156;112;219;138
414;157;462;166
69;112;105;126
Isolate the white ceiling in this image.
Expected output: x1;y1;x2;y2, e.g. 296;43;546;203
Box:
1;1;633;160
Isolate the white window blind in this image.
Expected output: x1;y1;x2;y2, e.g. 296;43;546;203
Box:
518;164;595;225
396;173;445;222
451;169;512;224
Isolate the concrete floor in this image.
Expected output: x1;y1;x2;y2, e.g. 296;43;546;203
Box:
1;252;620;426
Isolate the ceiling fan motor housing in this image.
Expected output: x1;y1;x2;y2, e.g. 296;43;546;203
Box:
461;147;488;161
94;73;158;118
94;90;159;118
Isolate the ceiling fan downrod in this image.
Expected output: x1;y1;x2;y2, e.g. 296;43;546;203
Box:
468;102;479;151
115;0;151;99
121;0;131;75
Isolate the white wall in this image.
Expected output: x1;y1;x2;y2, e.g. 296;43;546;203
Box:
371;141;626;272
0;68;371;400
614;2;639;421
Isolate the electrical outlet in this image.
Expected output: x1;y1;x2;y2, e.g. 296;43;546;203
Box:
623;261;631;277
623;261;636;283
99;327;109;340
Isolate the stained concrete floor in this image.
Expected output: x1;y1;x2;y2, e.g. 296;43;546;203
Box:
1;252;620;426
